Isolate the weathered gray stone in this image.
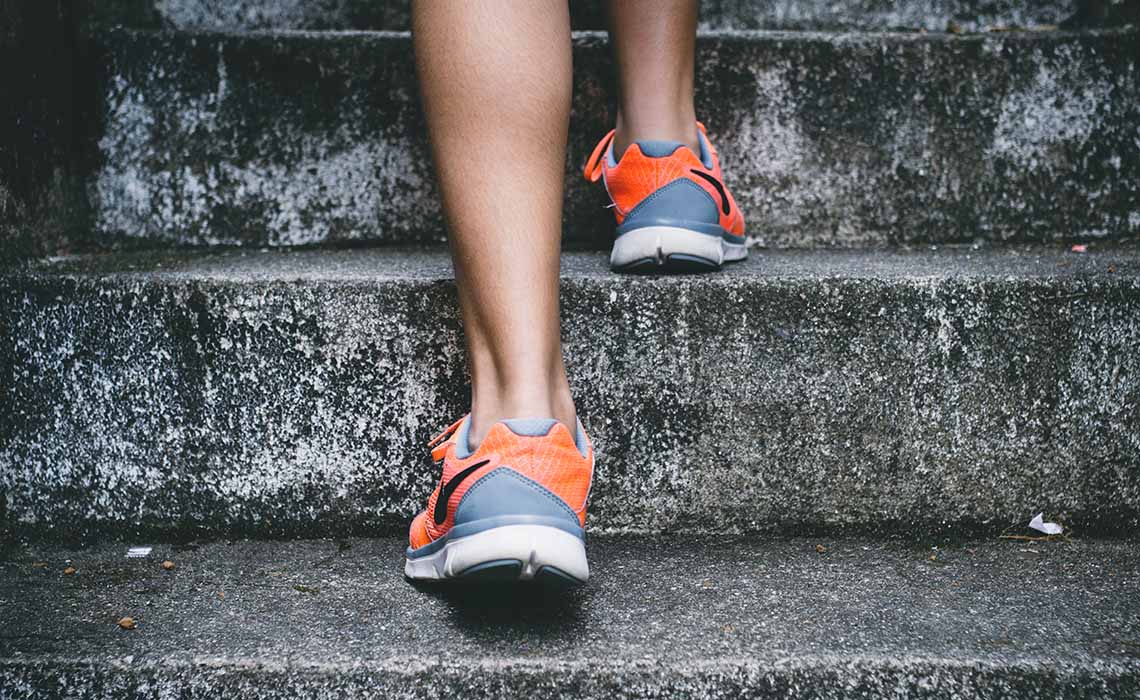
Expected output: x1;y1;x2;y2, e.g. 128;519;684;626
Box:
85;0;1081;32
1;535;1138;698
2;245;1138;538
89;29;1140;250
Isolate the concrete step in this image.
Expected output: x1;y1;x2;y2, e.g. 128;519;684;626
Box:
87;28;1140;250
86;0;1087;33
2;534;1138;698
2;244;1138;538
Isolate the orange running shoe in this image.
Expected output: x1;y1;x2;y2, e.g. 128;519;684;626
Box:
405;416;594;583
584;122;747;273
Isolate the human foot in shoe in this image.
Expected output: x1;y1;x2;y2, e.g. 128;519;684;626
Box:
585;122;747;273
405;416;594;584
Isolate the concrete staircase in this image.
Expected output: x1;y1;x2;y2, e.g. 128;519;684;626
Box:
2;1;1138;697
4;536;1139;697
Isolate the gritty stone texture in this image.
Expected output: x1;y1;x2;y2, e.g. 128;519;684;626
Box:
89;29;1140;250
92;31;429;248
697;0;1078;31
2;245;1139;538
1;535;1138;698
86;0;1079;32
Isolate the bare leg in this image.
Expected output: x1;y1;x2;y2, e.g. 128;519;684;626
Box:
413;1;576;447
608;0;701;158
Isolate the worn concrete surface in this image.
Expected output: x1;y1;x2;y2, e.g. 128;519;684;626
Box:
84;0;1081;32
2;245;1138;538
88;29;1140;250
1;535;1138;698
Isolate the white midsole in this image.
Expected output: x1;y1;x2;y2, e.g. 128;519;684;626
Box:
404;524;589;581
611;225;748;267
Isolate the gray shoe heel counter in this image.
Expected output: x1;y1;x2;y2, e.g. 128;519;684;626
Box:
617;178;721;236
453;468;581;529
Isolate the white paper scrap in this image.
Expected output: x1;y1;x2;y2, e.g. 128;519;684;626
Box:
1028;513;1063;535
126;546;153;558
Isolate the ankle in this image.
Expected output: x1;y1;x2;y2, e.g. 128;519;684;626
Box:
613;112;699;160
468;380;577;449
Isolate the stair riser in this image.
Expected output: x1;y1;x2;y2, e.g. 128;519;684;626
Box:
88;0;1077;32
3;262;1137;536
3;662;1136;700
91;30;1140;250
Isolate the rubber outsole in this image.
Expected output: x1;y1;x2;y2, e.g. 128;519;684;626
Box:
615;253;722;274
405;524;589;584
457;559;584;587
610;225;748;274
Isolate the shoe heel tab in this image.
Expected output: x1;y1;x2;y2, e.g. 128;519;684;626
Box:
497;417;588;460
633;140;688;158
501;418;558;437
499;418;589;459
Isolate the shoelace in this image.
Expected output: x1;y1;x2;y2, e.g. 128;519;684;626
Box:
583;129;614;183
427;415;466;462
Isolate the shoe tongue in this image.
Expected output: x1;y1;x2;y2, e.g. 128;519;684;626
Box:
634;140;688;158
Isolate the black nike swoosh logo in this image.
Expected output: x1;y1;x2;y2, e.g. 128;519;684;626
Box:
433;459;490;525
690;169;731;216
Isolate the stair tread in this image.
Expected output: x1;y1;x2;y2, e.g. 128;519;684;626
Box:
102;26;1134;38
2;535;1137;696
17;242;1140;281
86;0;1079;33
